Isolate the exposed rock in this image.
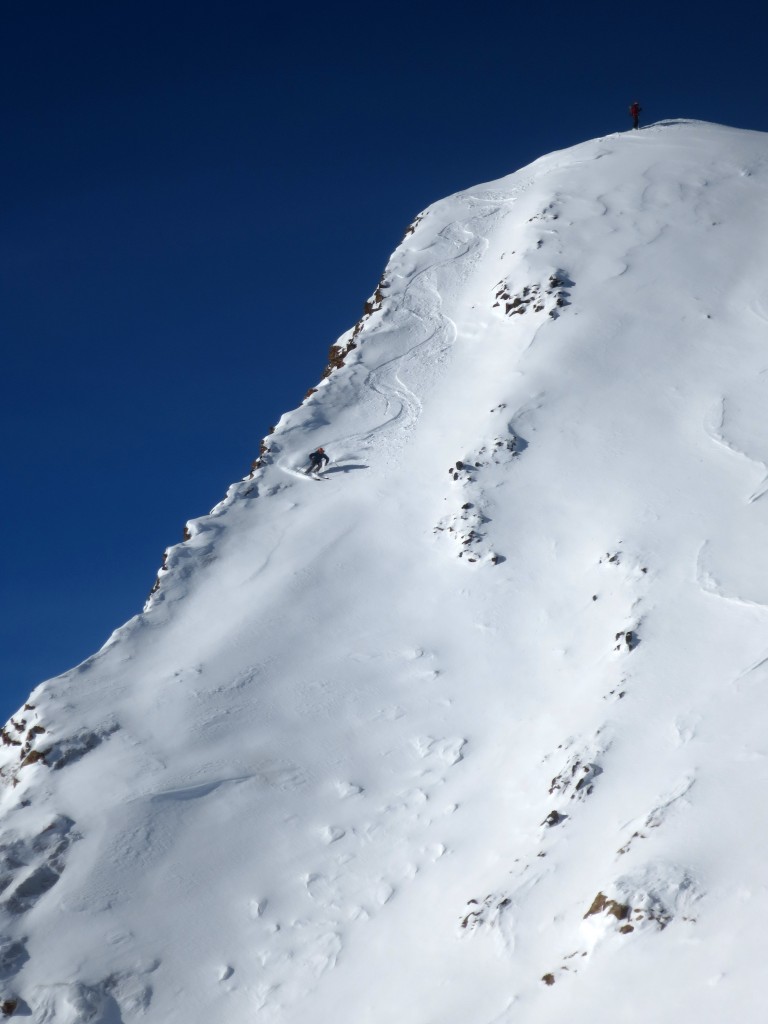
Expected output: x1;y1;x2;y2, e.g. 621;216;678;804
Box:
584;891;631;922
615;629;640;652
582;866;699;940
459;893;511;932
492;271;572;321
541;809;566;827
549;754;603;801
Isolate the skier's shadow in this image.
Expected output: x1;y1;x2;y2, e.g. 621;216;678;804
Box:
325;464;368;475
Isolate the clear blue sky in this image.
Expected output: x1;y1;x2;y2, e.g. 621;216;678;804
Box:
1;0;764;721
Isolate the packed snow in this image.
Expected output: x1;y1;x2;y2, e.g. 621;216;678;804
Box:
2;119;768;1022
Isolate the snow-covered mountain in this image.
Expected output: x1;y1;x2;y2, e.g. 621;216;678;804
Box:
3;119;768;1023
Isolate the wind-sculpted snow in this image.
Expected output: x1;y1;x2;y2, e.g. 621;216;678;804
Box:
4;120;768;1022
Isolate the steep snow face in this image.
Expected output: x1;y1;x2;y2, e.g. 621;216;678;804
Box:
3;120;768;1023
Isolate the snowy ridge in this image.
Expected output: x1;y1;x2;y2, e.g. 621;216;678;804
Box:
3;120;768;1021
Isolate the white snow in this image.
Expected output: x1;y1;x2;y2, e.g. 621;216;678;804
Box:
3;119;768;1022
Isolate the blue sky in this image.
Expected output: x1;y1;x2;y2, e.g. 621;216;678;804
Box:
1;0;764;721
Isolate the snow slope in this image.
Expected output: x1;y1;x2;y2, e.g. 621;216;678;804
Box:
3;119;768;1022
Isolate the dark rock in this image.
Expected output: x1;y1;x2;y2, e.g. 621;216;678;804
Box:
542;810;565;827
584;892;630;921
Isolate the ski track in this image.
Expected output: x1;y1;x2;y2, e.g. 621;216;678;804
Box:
302;206;502;465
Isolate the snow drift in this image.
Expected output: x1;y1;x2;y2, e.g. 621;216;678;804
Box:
3;119;768;1022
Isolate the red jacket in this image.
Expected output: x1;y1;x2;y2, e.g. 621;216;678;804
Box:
629;103;641;117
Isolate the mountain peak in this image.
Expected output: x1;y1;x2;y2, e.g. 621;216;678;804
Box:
2;121;768;1022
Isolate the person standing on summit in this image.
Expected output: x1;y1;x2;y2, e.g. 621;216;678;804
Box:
629;100;642;130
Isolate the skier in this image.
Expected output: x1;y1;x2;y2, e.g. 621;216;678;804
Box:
306;446;330;475
629;100;642;130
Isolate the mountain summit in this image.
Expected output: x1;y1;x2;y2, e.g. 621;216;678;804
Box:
3;120;768;1023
